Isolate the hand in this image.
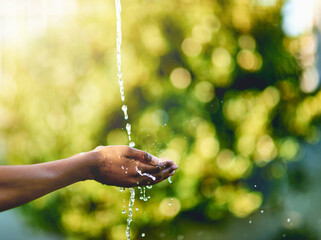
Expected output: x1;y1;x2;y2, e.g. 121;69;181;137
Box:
87;145;178;188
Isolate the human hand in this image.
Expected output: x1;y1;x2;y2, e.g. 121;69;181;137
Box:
87;145;178;188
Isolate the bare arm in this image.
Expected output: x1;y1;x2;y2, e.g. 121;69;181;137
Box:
0;145;177;211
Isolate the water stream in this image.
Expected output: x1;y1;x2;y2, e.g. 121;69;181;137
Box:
114;0;136;239
114;0;161;238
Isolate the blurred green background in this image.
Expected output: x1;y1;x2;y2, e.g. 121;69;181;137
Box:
0;0;321;239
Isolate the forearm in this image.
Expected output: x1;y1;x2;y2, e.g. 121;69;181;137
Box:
0;153;95;211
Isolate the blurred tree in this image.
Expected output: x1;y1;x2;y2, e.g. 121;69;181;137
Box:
0;0;320;239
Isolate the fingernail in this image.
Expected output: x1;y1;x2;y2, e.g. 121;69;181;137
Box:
173;164;178;170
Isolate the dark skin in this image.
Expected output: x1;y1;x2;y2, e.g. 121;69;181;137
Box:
0;145;178;212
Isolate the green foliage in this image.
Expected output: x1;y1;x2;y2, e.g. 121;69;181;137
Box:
0;0;320;239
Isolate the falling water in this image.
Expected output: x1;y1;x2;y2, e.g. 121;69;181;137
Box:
115;0;135;148
115;0;135;239
126;188;136;240
115;0;124;102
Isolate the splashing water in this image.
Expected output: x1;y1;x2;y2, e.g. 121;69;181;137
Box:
138;186;150;201
135;166;156;181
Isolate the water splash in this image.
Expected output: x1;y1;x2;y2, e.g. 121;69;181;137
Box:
135;166;156;181
138;186;150;201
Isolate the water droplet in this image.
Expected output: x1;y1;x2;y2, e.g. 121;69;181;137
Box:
283;234;286;238
249;220;252;224
126;123;131;139
254;184;257;188
122;105;128;120
146;185;152;189
168;176;173;184
142;233;145;237
261;210;264;213
129;141;135;148
177;235;184;240
121;166;125;170
135;208;139;211
169;202;172;206
287;218;291;223
122;210;126;214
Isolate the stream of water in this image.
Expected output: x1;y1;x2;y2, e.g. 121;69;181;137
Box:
114;0;136;239
114;0;163;238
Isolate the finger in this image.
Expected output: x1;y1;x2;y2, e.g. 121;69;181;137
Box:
158;167;177;181
153;167;175;184
127;148;159;165
158;158;176;168
137;160;174;174
92;146;105;152
138;163;177;186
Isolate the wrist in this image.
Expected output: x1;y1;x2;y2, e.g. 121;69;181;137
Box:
68;151;100;182
87;151;101;181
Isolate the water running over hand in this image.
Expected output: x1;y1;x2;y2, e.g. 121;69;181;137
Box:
135;166;156;181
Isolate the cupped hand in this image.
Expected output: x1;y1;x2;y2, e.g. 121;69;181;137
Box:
88;145;177;188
